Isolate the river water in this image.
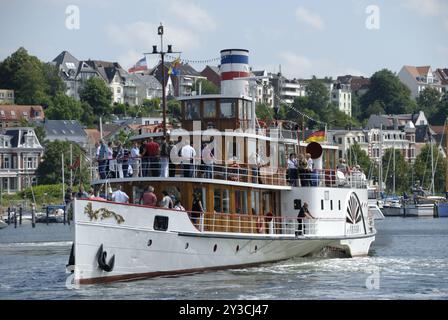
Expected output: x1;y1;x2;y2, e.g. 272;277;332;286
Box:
0;218;447;300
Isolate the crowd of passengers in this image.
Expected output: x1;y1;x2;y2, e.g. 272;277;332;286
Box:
95;137;267;183
287;154;367;187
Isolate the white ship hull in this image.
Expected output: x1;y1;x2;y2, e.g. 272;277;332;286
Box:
72;194;375;284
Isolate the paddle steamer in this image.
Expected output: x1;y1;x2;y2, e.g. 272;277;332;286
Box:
69;49;376;284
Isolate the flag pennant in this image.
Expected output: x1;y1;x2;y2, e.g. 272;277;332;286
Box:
305;130;326;143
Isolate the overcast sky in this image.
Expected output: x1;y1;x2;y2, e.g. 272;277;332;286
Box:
1;0;447;79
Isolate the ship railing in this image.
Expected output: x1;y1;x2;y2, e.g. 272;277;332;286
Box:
187;212;321;236
93;158;366;188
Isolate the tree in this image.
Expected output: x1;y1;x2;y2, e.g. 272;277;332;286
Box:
361;69;416;118
36;141;90;185
413;143;446;194
0;47;65;105
351;93;362;121
305;76;330;113
167;99;181;120
363;100;386;119
381;148;410;194
429;92;448;125
79;76;112;117
417;87;441;121
80;102;95;127
347;142;372;174
256;103;273;120
45;93;83;120
197;79;220;94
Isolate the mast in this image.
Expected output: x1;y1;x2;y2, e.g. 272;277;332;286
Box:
430;126;435;195
62;153;65;205
379;124;383;194
393;140;395;194
446;118;448;194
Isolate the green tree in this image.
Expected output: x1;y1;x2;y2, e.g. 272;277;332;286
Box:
413;143;446;194
429;93;448;125
45;93;83;120
197;79;220;94
80;102;96;127
361;69;416;119
167;99;181;120
351;93;362;121
0;47;65;105
256;103;273;120
79;76;112;117
347;142;372;174
364;100;386;119
417;87;441;120
36;141;90;185
305;76;330;113
381;148;410;194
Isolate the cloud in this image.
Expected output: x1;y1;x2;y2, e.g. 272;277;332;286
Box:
295;6;324;30
168;1;216;30
278;51;365;79
107;21;200;68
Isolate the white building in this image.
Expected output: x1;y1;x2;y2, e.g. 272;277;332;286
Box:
0;127;43;193
328;129;368;159
331;83;352;116
252;70;275;108
398;65;445;99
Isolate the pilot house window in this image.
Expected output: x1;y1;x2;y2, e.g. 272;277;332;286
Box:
203;100;216;118
220;100;236;118
185;101;200;120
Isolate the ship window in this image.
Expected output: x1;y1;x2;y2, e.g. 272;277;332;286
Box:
185;100;200;120
235;190;248;214
153;216;169;231
220;99;236;118
251;190;260;215
294;199;302;210
338;200;341;210
330;200;333;211
203;100;216;118
321;200;324;210
214;189;222;213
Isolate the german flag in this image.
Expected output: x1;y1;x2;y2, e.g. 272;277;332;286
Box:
305;130;325;143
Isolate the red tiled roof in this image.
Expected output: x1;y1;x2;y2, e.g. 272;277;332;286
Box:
0;105;44;121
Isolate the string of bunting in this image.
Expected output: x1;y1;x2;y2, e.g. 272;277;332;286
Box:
165;54;233;65
272;90;327;127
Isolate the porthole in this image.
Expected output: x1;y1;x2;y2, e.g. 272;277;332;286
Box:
213;244;217;252
236;245;240;252
254;245;258;251
185;243;189;250
147;239;152;247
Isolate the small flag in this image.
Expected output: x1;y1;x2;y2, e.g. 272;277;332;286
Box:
128;57;148;73
305;130;325;143
168;57;181;76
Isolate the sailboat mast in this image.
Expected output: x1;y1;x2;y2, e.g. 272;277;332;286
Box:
393;140;395;194
446;118;448;193
430;127;435;195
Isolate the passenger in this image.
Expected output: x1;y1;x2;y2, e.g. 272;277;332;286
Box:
181;142;196;178
202;143;216;179
287;153;298;187
129;142;141;177
111;185;129;204
107;142;114;179
159;136;169;178
174;200;186;211
337;158;348;174
296;202;313;236
140;186;157;206
146;137;160;177
76;185;89;199
168;140;176;177
160;190;174;208
190;193;204;226
97;139;108;179
298;154;308;186
140;140;149;177
116;141;125;179
305;153;315;186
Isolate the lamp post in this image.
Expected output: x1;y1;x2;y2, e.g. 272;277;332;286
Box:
145;23;181;138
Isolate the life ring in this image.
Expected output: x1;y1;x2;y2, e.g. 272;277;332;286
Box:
256;217;264;233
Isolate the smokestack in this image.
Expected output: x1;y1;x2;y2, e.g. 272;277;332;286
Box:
220;49;250;97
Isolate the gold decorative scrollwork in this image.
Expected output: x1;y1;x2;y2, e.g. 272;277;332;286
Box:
84;202;125;224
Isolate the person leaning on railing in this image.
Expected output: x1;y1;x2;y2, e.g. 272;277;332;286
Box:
296;202;314;236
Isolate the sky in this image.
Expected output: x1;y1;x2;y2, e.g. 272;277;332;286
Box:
0;0;447;79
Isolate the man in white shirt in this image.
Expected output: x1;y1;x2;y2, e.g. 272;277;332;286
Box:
129;142;141;177
181;142;196;178
202;143;215;179
111;185;129;203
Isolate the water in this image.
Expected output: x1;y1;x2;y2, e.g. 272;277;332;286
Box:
0;218;448;300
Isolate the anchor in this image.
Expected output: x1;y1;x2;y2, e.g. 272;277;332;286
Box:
96;244;115;272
